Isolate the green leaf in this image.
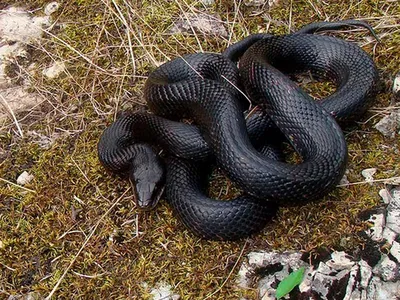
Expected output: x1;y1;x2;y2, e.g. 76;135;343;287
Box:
275;267;305;299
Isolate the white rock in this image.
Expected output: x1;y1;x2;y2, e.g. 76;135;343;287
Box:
379;188;391;204
170;13;228;37
200;0;215;5
268;0;280;6
317;261;335;275
0;7;51;122
237;251;305;293
392;187;400;202
0;7;50;43
367;276;400;299
244;0;267;5
150;282;180;300
393;72;400;94
361;168;377;183
374;110;400;138
16;171;34;185
236;261;253;288
42;61;66;79
326;251;355;270
298;267;316;293
312;269;349;299
27;130;60;149
386;186;400;235
372;254;399;281
382;227;397;245
343;264;359;300
365;213;385;241
390;241;400;263
339;174;350;186
0;87;45;123
244;0;280;6
358;260;372;289
44;2;60;15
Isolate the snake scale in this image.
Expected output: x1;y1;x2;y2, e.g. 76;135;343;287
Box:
98;20;379;240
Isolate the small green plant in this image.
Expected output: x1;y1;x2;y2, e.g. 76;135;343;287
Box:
276;267;305;299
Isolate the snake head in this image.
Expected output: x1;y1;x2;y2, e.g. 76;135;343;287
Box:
128;144;165;210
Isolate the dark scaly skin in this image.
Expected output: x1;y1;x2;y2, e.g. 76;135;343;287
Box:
165;157;278;240
98;21;379;240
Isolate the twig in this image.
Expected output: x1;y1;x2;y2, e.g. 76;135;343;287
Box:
337;176;400;187
0;177;36;193
203;240;248;299
45;188;130;299
111;0;136;76
71;270;108;279
0;93;24;137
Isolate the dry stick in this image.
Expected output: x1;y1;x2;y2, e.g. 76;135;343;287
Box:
42;28;144;79
45;188;130;299
102;0;161;66
173;0;203;52
337;176;400;187
126;2;195;59
111;0;136;76
220;74;252;110
0;177;36;193
0;93;24;137
203;240;248;300
227;0;242;47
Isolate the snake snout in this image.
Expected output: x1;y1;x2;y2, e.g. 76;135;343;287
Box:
128;145;165;210
131;180;165;210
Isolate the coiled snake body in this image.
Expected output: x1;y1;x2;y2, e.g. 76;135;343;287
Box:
98;20;379;240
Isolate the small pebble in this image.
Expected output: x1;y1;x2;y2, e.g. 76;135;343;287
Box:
393;71;400;95
374;110;400;138
16;171;34;185
44;2;60;16
361;168;377;183
200;0;215;5
42;61;65;79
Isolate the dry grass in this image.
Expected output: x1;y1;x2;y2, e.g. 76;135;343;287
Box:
1;0;399;298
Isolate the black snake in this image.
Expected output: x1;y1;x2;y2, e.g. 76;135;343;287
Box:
98;20;379;240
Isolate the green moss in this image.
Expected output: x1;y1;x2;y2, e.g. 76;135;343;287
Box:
1;0;399;298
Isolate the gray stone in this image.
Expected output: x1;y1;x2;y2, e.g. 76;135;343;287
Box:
390;241;400;262
170;13;228;37
393;71;400;96
200;0;215;5
16;171;34;185
372;254;399;281
361;168;377;183
326;251;355;270
42;61;66;79
358;260;372;289
379;188;392;204
343;264;360;300
374;110;400;138
382;227;397;245
386;186;400;235
312;268;349;298
0;7;50;43
44;2;60;15
149;282;180;300
367;276;400;299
